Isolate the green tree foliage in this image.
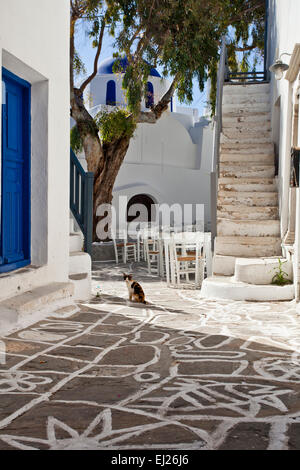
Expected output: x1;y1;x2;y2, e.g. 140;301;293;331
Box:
71;0;266;125
95;107;136;142
70;0;266;238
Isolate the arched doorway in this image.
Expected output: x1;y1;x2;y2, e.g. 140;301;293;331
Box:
127;194;156;223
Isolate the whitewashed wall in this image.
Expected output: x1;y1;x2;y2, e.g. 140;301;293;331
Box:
268;0;300;299
0;0;70;300
112;116;213;230
83;97;213;230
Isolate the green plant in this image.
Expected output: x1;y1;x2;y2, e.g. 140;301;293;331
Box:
271;259;292;286
70;125;83;153
95;108;136;143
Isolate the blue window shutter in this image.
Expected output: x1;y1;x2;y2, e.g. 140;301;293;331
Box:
106;80;116;106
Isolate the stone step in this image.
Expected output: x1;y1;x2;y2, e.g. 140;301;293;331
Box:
219;164;275;178
220;153;274;164
212;254;289;277
220;142;274;154
215;236;282;257
221;130;272;144
222;102;270;116
0;282;74;333
223;113;271;128
217;205;279;220
69;273;91;301
217;218;280;237
69;251;92;276
200;275;294;301
223;93;270;106
234;258;293;285
218;191;278;207
218;177;276;192
213;255;237;276
223;83;270;96
222;120;271;132
69;232;83;253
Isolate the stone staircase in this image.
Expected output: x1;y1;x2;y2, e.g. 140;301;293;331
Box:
201;82;294;301
68;214;92;301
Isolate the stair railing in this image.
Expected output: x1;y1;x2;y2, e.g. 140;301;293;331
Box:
210;36;227;250
70;148;94;257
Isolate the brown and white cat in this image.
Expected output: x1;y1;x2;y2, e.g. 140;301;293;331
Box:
123;273;146;304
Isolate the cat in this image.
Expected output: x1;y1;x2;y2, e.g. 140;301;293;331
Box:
123;273;146;304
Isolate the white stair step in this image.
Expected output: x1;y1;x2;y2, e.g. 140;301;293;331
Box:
218;177;276;192
219;164;275;178
215;236;282;257
221;130;272;144
69;251;91;276
222;121;271;133
222;102;270;116
69;273;91;301
223;114;271;128
223;83;270;96
223;93;270;105
200;276;294;301
0;282;74;331
218;191;278;207
217;205;279;220
217;219;280;237
234;258;293;285
213;255;236;276
220;142;274;154
69;233;84;253
220;153;274;164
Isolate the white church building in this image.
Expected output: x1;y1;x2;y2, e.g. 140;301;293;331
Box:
83;56;214;231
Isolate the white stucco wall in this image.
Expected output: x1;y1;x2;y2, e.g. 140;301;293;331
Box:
81;95;213;230
0;0;70;300
112;116;213;230
268;0;300;299
268;0;300;236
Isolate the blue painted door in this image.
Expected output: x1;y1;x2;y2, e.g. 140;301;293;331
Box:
1;68;31;272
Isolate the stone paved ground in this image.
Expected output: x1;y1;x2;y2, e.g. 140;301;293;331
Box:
0;262;300;450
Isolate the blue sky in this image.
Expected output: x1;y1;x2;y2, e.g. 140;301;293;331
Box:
76;24;209;117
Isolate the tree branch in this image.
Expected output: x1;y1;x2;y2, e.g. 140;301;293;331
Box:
137;73;180;124
79;18;106;94
229;1;265;25
70;13;77;99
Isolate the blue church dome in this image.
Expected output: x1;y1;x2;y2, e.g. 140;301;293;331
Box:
98;56;161;78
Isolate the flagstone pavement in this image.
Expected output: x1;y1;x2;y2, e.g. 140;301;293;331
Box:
0;261;300;450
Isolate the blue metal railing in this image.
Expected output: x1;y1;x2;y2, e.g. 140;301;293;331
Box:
70;148;94;256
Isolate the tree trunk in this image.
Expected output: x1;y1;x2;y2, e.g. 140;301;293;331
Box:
92;135;131;241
